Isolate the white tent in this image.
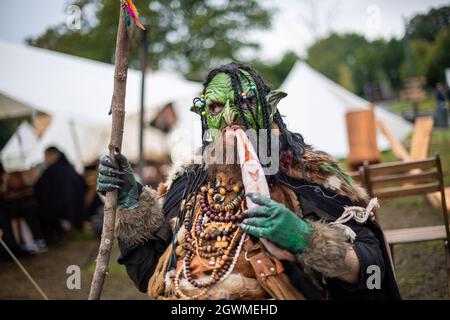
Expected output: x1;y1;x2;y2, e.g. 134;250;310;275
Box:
0;41;200;125
0;41;202;171
167;93;204;164
279;62;412;158
0;93;33;119
0;121;38;172
24;117;106;173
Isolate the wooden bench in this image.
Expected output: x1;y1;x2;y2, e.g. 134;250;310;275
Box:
361;155;450;296
385;225;446;244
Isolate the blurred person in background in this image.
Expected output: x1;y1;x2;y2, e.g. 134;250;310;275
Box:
0;163;28;259
84;161;105;239
3;172;47;254
435;83;449;128
34;146;88;241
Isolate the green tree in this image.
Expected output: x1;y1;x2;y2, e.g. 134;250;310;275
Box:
304;5;450;96
306;33;367;84
28;0;272;80
307;34;398;96
381;38;405;91
352;40;386;95
407;5;450;42
400;39;432;81
251;51;298;88
338;63;354;92
425;25;450;86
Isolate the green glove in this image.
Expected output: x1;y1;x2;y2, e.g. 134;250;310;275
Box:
238;193;313;253
97;153;139;209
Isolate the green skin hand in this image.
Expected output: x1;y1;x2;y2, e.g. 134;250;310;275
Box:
238;193;313;253
97;154;139;209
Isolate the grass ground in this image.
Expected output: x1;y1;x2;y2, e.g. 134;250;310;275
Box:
0;230;145;300
378;197;448;299
389;96;436;114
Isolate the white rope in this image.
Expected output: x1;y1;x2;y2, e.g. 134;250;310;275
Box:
331;198;379;242
0;230;49;300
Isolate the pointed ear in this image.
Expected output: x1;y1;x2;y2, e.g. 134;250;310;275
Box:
190;104;198;113
266;90;287;116
190;104;202;115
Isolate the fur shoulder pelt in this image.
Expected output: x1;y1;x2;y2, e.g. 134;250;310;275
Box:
115;186;164;246
285;147;370;206
157;155;203;198
297;220;350;278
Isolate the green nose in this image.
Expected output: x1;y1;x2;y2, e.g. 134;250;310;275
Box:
222;100;239;125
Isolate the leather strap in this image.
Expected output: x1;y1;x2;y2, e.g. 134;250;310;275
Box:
243;237;306;300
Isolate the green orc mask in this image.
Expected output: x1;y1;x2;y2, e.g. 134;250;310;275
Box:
190;62;287;142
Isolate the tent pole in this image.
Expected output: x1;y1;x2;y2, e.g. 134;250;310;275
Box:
69;119;84;173
0;229;49;300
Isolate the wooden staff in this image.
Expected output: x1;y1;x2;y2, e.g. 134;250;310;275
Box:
88;3;131;300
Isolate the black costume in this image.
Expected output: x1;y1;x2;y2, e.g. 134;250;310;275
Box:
118;163;400;299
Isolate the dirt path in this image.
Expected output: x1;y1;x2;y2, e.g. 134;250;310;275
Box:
0;196;448;299
378;197;448;299
0;233;146;300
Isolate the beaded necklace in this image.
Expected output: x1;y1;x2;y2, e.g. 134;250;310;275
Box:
174;180;248;299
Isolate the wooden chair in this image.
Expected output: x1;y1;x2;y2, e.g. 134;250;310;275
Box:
378;116;450;214
360;155;450;296
348;170;363;186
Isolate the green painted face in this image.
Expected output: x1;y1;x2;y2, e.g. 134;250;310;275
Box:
190;70;287;142
205;72;262;131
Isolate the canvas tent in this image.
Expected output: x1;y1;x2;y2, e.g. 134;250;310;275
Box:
279;62;412;158
0;93;33;119
0;41;202;171
0;121;39;172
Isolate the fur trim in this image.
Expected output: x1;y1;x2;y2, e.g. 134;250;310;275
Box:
162;156;201;192
115;186;164;245
286;147;370;205
297;220;351;278
157;182;168;198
